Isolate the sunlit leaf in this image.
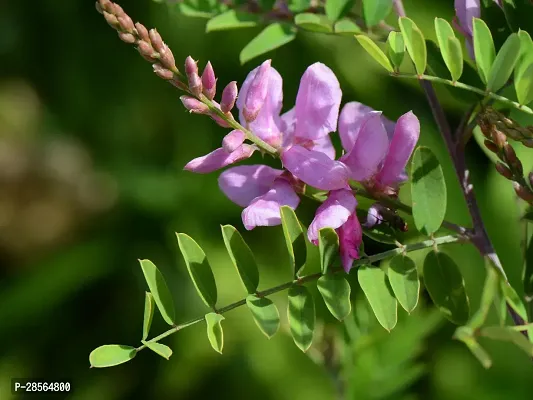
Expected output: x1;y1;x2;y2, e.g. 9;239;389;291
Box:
435;18;463;81
387;31;405;70
294;13;333;33
142;292;155;341
317;274;351;321
206;10;260;32
410;147;447;236
139;259;175;326
288;0;312;12
515;30;533;82
423;251;469;325
89;345;136;368
399;17;427;75
319;228;339;274
487;33;521;92
355;35;394;72
221;225;259;294
205;313;225;354
288;285;315;352
334;18;361;35
176;233;218;308
388;255;420;313
358;265;398;331
240;23;297;64
246;294;280;338
280;206;307;277
363;0;393;27
141;341;173;360
473;18;496;84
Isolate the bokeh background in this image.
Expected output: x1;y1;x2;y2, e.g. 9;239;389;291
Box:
1;0;533;399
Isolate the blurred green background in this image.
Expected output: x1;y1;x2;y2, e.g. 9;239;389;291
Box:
1;0;533;399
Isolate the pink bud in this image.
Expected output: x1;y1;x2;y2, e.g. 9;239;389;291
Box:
185;57;202;97
135;22;149;42
118;32;136;44
137;40;156;61
220;81;238;113
209;113;231;128
118;15;134;33
103;11;119;28
222;130;246;153
201;61;216;100
243;60;271;123
180;96;209;114
159;45;176;71
153;64;174;80
99;0;113;13
185;56;198;76
495;162;513;180
149;29;164;52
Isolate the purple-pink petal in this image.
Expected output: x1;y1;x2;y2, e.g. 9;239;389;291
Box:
311;135;336;160
222;129;246;153
241;179;300;230
184;144;255;174
281;145;350;190
337;213;363;273
218;164;284;207
454;0;480;37
341;112;390;181
308;189;357;243
293;63;342;141
375;111;420;187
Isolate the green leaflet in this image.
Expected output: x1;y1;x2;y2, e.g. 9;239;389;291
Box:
423;251;469;325
387;255;420;313
221;225;259;294
176;233;218;309
240;23;297;64
205;313;225;354
334;19;361;35
141;341;173;360
246;294;280;338
355;35;394;73
480;326;533;356
434;18;463;81
399;17;427;75
319;228;339;274
294;13;333;33
358;265;398;331
142;292;155;341
317;274;351;321
139;259;176;326
410;147;447;236
473;18;496;84
288;285;315;352
89;345;136;368
387;31;405;71
487;33;521;92
325;0;352;22
280;206;307;277
362;0;393;27
515;31;533;105
206;10;260;32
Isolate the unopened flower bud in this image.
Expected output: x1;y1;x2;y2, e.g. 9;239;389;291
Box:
514;182;533;203
202;62;216;100
478;120;492;139
523;139;533;148
118;32;136;44
148;29;164;53
243;60;271;123
98;0;113;13
103;11;119;28
118;15;135;33
180;96;209;114
135;22;149;41
495;162;513;180
111;3;125;18
503;144;518;165
185;57;202;97
153;64;174;80
209;113;231;128
185;56;198;76
484;139;499;153
491;129;507;149
137;40;156;61
222;130;246;153
159;45;176;71
220;81;238;113
95;2;104;14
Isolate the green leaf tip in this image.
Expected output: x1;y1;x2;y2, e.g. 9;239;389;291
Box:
89;345;136;368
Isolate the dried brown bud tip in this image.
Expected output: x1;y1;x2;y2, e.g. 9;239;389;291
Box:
523;139;533;148
135;23;150;42
503;143;518;164
153;64;174;80
491;129;507;149
495;162;514;180
514;182;533;203
118;32;136;44
484;139;499;154
148;29;164;52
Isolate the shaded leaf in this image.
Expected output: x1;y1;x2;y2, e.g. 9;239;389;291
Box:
294;13;333;33
524;229;533;302
362;0;393;27
317;274;351;321
423;251;469;325
176;0;226;18
176;233;218;308
410;147;447;236
221;225;259;294
515;30;533;82
142;292;155;341
487;33;521;92
288;0;312;12
319;228;339;274
288;285;315;352
240;23;297;64
334;18;361;35
516;64;533;106
139;259;175;326
480;326;533;356
246;294;280;338
399;17;427;75
454;327;492;368
500;281;533;339
325;0;352;22
473;18;496;84
280;206;307;276
358;265;398;331
141;341;173;360
89;345;136;368
388;255;420;313
387;31;405;70
206;10;260;32
355;35;394;72
468;266;499;329
205;313;225;354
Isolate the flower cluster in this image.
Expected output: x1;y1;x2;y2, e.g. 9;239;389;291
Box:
184;61;420;272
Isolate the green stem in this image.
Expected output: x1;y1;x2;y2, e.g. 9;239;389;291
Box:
136;234;462;352
393;73;533;115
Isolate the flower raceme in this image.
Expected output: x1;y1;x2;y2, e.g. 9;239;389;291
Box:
184;60;420;272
